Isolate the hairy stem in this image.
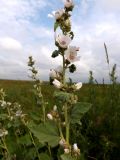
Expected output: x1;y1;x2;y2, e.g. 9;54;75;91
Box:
58;120;64;139
63;54;66;85
62;52;70;144
29;131;41;160
64;103;69;144
1;137;10;159
22;118;41;160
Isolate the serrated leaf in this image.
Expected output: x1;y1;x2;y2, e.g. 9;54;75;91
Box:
19;134;32;146
54;91;72;103
61;154;75;160
27;121;60;147
70;102;92;124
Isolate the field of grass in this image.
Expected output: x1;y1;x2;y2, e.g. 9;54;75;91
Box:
0;79;120;159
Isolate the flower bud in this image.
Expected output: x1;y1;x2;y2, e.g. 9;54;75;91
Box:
74;82;82;90
63;0;74;8
0;129;8;137
53;105;57;111
55;9;65;20
73;143;78;151
53;79;62;89
52;9;65;20
15;110;22;117
47;113;53;120
7;102;11;106
59;138;65;146
3;130;8;136
64;148;70;154
1;101;7;107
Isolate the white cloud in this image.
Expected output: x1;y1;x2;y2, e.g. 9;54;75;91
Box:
0;37;22;50
95;0;120;12
0;0;120;82
80;0;89;15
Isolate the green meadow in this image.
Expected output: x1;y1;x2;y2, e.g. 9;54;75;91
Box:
0;79;120;159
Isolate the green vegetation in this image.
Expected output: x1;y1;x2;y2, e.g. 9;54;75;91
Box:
0;79;120;159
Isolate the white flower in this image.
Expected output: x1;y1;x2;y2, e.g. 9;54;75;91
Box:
64;148;70;154
53;105;57;111
63;0;74;8
65;46;80;62
73;143;78;151
74;82;82;90
48;9;65;20
7;102;11;106
47;113;53;120
49;69;58;79
0;129;8;137
59;138;65;146
53;79;62;89
3;130;8;136
15;110;22;117
33;84;37;88
10;116;14;121
73;143;80;155
50;66;63;80
56;34;71;48
1;101;7;107
54;9;65;20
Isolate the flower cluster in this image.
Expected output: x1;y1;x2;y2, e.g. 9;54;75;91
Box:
0;129;8;138
47;105;59;120
47;1;83;158
49;0;82;91
0;88;26;122
59;138;80;156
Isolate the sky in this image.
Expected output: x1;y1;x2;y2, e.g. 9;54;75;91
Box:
0;0;120;83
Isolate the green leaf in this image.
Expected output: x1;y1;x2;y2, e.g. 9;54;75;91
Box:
69;64;76;73
61;154;75;160
54;22;59;31
39;153;51;160
70;102;92;124
54;91;72;103
27;121;60;147
24;147;37;159
6;134;19;154
51;50;59;58
19;134;32;146
0;113;8;120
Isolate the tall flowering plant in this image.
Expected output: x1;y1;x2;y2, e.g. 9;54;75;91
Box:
47;0;92;159
27;1;91;159
0;1;91;160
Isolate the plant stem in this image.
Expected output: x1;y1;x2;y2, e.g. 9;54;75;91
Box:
64;103;69;144
29;131;41;160
38;82;46;124
62;52;70;144
62;54;66;85
1;137;10;159
58;120;64;139
48;144;52;157
22;118;41;160
42;98;46;124
7;107;11;117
